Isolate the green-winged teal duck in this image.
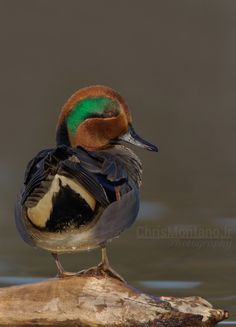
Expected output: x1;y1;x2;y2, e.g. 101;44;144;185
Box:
15;85;158;281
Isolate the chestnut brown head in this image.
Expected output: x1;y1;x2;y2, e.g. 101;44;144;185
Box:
56;85;158;152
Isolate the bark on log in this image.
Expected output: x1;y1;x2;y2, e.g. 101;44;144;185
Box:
0;275;228;326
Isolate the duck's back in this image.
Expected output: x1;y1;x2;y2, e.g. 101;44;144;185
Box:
15;145;142;253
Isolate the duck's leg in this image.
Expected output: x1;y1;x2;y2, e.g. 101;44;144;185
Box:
51;253;76;278
76;246;125;282
97;244;125;282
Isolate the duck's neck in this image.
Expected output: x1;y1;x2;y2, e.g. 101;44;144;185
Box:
56;120;71;146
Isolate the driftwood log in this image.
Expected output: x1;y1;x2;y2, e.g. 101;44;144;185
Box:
0;275;228;326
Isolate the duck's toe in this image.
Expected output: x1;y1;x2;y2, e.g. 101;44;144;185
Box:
76;263;126;283
57;271;78;278
98;263;126;283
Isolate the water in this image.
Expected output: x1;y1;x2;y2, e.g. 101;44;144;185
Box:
0;202;235;322
0;0;235;324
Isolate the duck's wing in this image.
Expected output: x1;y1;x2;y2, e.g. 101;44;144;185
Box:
58;159;109;207
89;186;140;245
72;145;142;244
21;148;53;204
23;149;53;184
76;145;142;189
20;145;109;208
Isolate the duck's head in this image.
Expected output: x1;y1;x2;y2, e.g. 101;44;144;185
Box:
56;85;158;152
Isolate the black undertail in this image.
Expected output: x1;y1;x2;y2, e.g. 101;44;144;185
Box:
45;184;96;232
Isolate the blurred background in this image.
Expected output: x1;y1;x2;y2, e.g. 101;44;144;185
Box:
0;0;235;323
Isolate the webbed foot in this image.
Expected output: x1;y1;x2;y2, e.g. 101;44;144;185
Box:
77;245;125;283
52;252;77;278
77;262;125;283
57;271;77;278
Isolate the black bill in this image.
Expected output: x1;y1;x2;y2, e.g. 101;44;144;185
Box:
113;124;159;152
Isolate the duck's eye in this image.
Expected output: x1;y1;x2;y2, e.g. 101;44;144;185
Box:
103;107;120;117
105;111;114;117
86;107;120;120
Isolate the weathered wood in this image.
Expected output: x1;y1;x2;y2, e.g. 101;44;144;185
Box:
0;275;228;326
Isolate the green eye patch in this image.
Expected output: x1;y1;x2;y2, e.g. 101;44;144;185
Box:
67;96;119;135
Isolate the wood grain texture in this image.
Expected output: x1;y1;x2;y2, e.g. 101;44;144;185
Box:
0;275;229;326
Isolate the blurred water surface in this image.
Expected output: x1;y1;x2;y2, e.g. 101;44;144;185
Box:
0;0;235;323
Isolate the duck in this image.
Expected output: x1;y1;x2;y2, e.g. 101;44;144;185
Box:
15;85;158;281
